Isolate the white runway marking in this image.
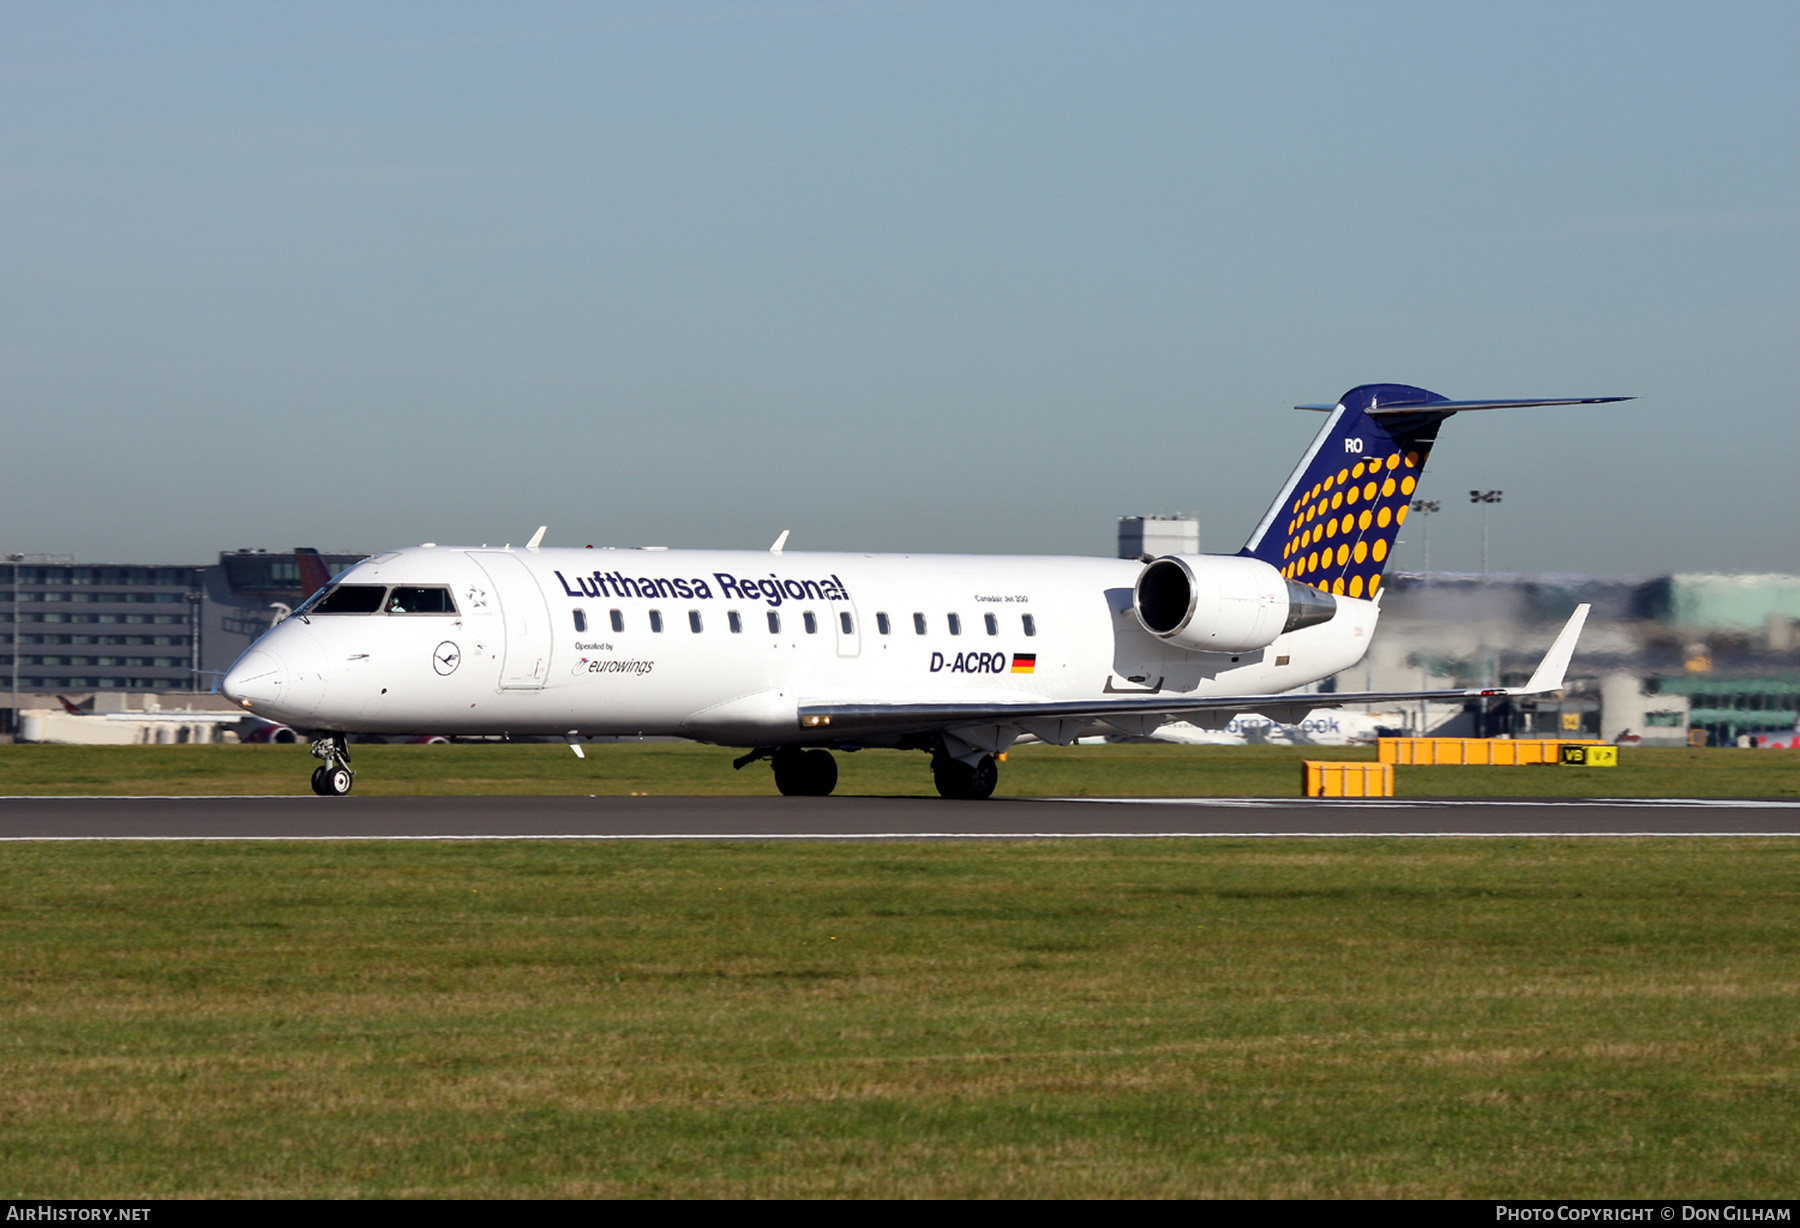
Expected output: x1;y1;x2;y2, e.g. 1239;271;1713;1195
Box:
0;795;1794;807
1050;797;1800;809
2;831;1797;842
3;796;1794;840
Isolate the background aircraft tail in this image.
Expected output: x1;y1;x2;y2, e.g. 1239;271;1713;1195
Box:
295;548;334;600
1238;384;1628;599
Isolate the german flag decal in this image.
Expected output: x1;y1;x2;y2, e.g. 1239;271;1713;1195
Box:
1011;653;1037;674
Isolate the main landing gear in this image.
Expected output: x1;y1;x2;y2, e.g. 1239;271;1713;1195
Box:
932;752;998;801
734;742;1000;800
309;734;354;796
734;747;839;796
773;748;838;797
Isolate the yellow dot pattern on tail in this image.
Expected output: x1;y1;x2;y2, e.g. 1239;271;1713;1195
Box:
1238;383;1456;598
1276;450;1420;597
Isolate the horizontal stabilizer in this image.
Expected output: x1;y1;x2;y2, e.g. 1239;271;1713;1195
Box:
1296;396;1632;413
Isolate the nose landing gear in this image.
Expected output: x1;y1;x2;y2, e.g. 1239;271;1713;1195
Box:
309;734;354;796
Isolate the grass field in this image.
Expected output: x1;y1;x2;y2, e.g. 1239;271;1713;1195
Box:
3;743;1793;1196
1;740;1797;797
1;838;1794;1197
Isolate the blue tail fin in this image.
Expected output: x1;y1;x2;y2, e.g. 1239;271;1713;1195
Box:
1238;384;1456;600
1239;384;1630;599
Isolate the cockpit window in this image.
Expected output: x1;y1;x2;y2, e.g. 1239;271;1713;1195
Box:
386;586;457;614
306;585;387;614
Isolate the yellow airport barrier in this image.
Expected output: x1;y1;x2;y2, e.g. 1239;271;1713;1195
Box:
1559;744;1619;767
1304;761;1394;797
1378;737;1604;765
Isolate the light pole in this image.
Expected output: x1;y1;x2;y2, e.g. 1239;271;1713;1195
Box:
6;553;18;733
187;585;205;694
1409;500;1440;576
1469;490;1503;574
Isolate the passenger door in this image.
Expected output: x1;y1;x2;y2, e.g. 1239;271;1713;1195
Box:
466;552;553;689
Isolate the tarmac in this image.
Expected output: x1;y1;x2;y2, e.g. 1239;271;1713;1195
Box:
0;794;1797;839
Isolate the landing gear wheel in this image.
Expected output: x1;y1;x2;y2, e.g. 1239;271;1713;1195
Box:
933;753;998;800
308;734;354;797
773;748;838;797
310;765;353;796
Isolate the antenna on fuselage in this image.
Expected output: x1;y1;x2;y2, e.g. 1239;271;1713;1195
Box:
769;529;790;554
526;526;547;550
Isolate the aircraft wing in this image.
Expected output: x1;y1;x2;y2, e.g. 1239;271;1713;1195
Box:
799;605;1589;738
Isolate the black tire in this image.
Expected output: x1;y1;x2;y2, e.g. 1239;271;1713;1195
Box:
802;748;838;797
966;754;998;800
773;748;837;797
772;750;807;796
312;765;353;796
933;754;997;800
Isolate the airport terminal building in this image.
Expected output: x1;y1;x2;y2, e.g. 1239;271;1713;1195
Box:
1337;571;1800;746
1;550;364;731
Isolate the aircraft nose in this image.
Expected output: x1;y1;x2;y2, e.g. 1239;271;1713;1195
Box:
223;650;284;706
223;633;328;721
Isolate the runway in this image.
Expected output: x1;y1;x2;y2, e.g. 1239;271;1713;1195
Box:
0;794;1797;839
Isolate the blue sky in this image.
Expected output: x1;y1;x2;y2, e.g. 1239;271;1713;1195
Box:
2;1;1795;573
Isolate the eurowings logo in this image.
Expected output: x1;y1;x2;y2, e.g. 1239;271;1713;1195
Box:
572;657;654;677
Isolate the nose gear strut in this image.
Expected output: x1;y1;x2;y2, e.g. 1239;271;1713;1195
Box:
309;734;355;797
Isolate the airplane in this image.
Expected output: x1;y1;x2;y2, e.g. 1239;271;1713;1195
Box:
1105;708;1414;747
221;383;1626;798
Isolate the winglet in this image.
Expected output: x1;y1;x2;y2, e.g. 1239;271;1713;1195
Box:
1517;604;1590;695
770;529;790;554
526;526;547;550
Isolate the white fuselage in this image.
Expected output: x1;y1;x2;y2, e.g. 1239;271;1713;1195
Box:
221;546;1379;745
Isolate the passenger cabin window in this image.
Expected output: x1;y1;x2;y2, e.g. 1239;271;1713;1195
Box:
947;613;962;636
573;609;587;633
876;612;891;635
839;612;853;635
610;609;624;632
767;611;781;634
649;610;663;633
913;613;927;635
386;586;457;614
728;611;742;633
308;585;386;615
984;613;998;636
803;612;818;635
688;610;703;633
1022;613;1037;637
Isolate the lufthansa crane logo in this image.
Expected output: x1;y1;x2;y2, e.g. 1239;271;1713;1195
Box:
433;641;462;676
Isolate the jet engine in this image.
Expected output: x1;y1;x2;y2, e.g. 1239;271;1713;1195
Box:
1133;554;1337;654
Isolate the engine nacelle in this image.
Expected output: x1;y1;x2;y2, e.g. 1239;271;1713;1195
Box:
1133;554;1338;653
